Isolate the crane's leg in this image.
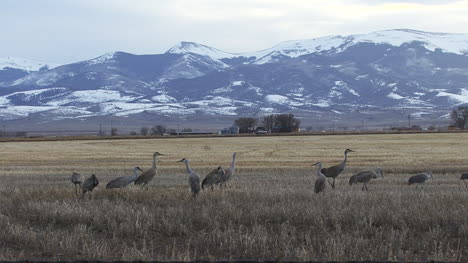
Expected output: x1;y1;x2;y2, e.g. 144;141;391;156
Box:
332;178;336;189
464;181;467;189
365;183;368;191
327;179;334;188
361;184;365;191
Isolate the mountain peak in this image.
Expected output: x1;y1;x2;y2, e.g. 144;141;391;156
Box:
0;57;59;71
166;41;238;59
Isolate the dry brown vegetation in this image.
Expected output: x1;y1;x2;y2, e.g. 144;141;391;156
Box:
1;133;468;261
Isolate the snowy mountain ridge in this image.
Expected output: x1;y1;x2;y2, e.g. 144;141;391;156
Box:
1;29;468;124
168;29;468;64
0;57;59;71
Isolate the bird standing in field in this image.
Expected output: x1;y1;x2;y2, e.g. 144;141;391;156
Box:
408;171;433;188
70;172;82;196
178;158;201;197
349;168;383;191
321;149;355;189
313;162;327;194
134;152;164;188
106;167;143;189
218;152;237;188
460;173;468;188
202;166;225;190
80;174;99;199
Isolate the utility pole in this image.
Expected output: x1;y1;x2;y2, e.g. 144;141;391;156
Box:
407;113;411;128
361;120;364;131
99;124;102;136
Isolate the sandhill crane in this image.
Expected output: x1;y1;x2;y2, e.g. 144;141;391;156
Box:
321;148;355;189
80;174;99;199
460;173;468;188
177;158;201;197
134;152;164;188
313;162;327;194
349;168;383;191
202;166;225;190
106;167;143;189
408;171;433;188
70;172;82;196
218;152;237;187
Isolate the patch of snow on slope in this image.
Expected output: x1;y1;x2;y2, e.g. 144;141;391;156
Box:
87;52;117;65
355;74;368;80
0;57;59;71
36;72;64;86
0;106;57;119
0;96;9;105
231;81;244;86
436;88;468;103
266;94;289;104
351;29;468;55
0;88;66;104
48;90;135;106
312;99;331;107
388;92;405;99
167;42;238;59
152;94;177;103
212;86;232;94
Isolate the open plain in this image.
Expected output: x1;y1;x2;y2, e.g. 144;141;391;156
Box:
0;133;468;261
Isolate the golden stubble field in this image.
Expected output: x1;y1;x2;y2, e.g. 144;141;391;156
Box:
0;133;468;261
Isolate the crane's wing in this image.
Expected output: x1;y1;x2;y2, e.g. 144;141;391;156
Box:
189;174;201;193
134;168;155;185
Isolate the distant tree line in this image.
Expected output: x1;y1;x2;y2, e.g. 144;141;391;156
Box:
451;106;468;129
234;113;301;133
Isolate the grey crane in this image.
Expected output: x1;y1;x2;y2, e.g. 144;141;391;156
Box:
201;166;225;190
349;168;383;191
321;149;355;189
70;172;82;196
106;167;143;189
80;174;99;199
218;152;237;187
408;171;433;188
134;152;164;188
313;162;327;194
177;158;201;197
460;173;468;188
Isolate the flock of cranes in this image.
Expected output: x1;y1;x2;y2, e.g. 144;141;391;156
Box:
312;149;467;194
70;149;468;198
70;152;237;199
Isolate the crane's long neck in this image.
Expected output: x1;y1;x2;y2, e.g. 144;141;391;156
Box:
231;154;236;170
133;168;140;178
340;151;348;168
184;160;192;174
152;155;157;169
316;163;323;177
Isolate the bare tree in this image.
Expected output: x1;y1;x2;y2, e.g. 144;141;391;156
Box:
234;117;257;133
451;106;468;129
262;114;275;133
274;113;301;132
140;127;149;136
151;125;166;135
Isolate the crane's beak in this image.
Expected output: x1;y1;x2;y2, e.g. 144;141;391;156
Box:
137;167;143;171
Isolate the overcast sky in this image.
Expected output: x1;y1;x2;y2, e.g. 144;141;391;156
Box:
1;0;468;64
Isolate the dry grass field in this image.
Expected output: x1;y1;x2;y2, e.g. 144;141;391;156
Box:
1;133;468;261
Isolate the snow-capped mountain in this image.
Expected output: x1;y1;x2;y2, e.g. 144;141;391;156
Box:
1;29;468;124
0;57;59;71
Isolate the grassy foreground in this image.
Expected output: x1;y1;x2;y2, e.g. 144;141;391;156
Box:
0;133;467;261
